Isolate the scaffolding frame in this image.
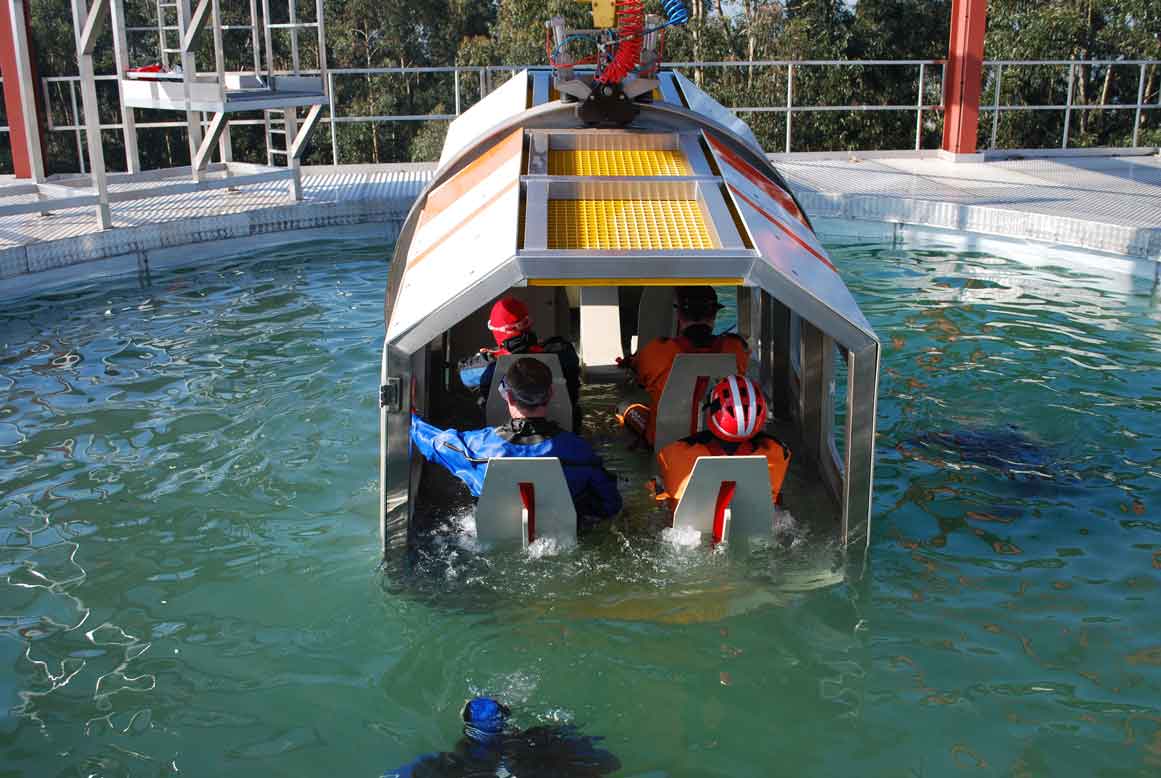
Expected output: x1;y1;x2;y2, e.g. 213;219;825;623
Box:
26;0;328;229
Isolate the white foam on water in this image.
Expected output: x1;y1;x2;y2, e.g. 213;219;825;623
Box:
773;507;808;549
525;535;576;559
451;511;481;552
660;524;704;548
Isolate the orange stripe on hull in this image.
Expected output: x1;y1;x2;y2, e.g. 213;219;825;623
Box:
417;128;524;229
407;179;519;270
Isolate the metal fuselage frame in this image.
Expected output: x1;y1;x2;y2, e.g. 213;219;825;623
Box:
380;70;880;562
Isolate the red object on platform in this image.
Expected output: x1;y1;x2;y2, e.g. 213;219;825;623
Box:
942;0;988;155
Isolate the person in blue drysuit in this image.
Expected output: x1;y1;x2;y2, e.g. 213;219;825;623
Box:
384;696;621;778
411;357;622;526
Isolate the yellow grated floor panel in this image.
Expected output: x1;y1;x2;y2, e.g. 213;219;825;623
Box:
548;149;690;177
547;199;714;250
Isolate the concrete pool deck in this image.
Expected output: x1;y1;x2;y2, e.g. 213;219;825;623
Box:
0;149;1158;294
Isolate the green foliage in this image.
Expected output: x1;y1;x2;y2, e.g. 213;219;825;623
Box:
8;0;1160;173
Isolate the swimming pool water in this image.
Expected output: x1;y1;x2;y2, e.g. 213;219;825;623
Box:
1;240;1159;776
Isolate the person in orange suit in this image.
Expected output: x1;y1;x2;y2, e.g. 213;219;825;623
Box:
655;375;790;512
621;286;748;447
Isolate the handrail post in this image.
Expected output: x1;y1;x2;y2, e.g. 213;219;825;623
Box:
69;79;85;174
784;62;793;154
328;70;338;164
990;63;1001;149
1062;62;1075;149
454;67;461;115
478;67;486;100
914;62;925;150
1132;63;1146;148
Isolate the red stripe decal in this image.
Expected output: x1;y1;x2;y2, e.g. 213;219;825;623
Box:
519;482;536;543
727;185;838;274
712;480;737;545
705;134;808;227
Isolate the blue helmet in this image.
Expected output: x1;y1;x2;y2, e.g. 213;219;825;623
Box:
461;697;510;744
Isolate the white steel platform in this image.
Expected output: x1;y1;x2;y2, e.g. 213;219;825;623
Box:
1;151;1158;290
775;150;1161;265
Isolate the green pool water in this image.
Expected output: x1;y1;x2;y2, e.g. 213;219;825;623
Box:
1;240;1159;777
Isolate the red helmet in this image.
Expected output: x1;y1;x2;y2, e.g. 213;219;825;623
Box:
707;375;768;442
488;297;532;346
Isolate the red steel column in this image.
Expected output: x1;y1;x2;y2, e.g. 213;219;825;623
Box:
942;0;988;155
0;0;46;178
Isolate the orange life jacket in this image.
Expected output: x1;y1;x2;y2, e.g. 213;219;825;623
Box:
656;432;791;512
632;334;749;446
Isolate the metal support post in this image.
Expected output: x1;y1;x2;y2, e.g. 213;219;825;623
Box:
784;63;793;154
109;0;140;173
68;80;85;174
990;63;1001;149
914;62;926;150
177;0;203;178
155;0;168;68
210;0;231;170
1132;63;1146;148
288;0;300;73
454;68;461;115
1062;62;1075;149
941;0;987;155
71;0;112;228
328;71;338;164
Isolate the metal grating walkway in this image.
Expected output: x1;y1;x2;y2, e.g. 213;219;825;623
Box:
773;152;1161;261
1;151;1159;285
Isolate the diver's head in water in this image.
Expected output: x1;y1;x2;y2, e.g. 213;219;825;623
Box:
707;375;768;442
674;286;725;344
488;296;538;352
460;696;511;745
499;357;553;419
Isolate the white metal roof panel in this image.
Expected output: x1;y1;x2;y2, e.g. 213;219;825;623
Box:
438;72;530;170
388;128;524;349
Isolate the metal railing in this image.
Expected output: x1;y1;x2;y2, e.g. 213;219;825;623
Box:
23;58;1161;171
979;59;1161;149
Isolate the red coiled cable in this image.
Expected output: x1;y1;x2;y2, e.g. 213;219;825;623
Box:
595;0;645;84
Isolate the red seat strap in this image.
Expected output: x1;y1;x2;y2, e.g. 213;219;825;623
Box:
519;482;535;543
712;481;737;545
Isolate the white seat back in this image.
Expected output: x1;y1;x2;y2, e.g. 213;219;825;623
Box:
636;286;676;352
654;353;739;452
672;455;775;545
475;457;578;548
579;287;623;372
484;353;573;431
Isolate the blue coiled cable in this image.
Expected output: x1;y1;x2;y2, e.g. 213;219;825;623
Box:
661;0;689;26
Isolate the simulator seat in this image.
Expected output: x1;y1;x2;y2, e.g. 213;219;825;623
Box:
653;353;740;451
671;456;776;545
633;286;677;353
474;458;578;548
484;353;574;431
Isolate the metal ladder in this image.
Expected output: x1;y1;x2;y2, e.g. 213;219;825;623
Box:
263;107;299;167
155;0;182;69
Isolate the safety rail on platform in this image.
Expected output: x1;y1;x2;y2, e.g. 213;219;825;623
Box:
21;58;1161;172
1;58;1158;226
